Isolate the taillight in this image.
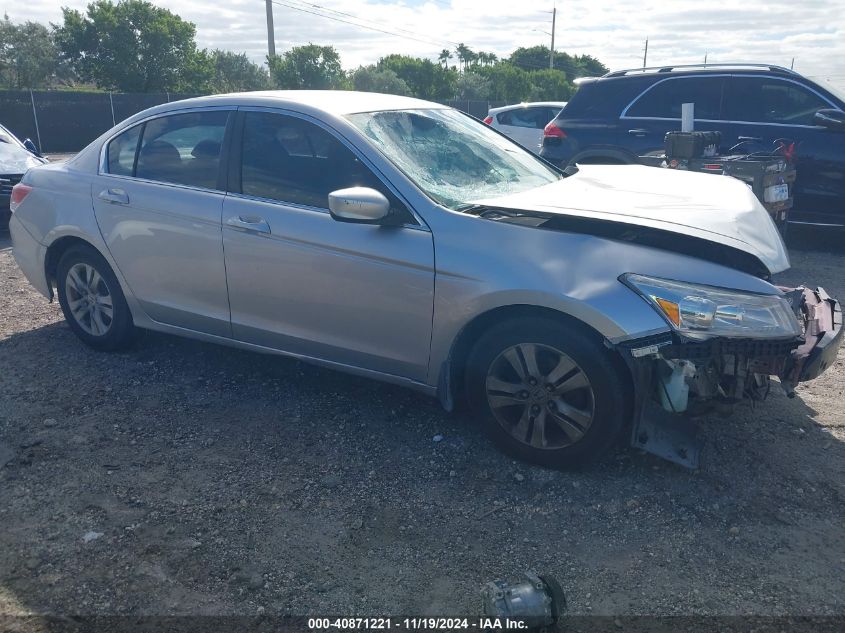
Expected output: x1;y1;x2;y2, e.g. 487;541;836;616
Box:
9;183;32;213
543;121;567;138
483;116;493;125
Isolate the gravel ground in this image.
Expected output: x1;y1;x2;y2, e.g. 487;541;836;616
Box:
0;226;843;620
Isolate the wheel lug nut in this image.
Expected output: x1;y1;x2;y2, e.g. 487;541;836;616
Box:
528;378;537;386
519;391;529;399
531;405;540;414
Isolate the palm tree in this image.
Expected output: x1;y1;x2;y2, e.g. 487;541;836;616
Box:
455;43;472;71
438;49;453;70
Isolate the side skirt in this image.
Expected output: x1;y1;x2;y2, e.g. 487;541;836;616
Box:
137;320;439;398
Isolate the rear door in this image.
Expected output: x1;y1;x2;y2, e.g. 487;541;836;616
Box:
720;75;844;223
221;109;435;381
620;75;728;156
93;109;233;336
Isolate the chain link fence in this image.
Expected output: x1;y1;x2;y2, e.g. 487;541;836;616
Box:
0;91;200;153
0;90;504;154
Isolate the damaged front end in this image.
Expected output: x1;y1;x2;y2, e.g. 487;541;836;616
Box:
616;285;842;469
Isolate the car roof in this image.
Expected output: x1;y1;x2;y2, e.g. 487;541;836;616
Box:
144;90;449;117
595;63;800;82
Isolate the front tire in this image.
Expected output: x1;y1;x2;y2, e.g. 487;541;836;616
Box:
465;317;629;468
56;245;136;351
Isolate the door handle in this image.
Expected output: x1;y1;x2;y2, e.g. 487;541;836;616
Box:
628;129;649;137
98;188;129;205
226;215;271;234
738;136;762;143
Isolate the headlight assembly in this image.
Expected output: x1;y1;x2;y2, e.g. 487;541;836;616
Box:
623;274;802;340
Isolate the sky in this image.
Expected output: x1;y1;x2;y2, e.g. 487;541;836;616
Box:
9;0;845;92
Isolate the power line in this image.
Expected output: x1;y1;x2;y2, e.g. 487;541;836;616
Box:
269;0;447;48
269;0;569;72
289;0;460;47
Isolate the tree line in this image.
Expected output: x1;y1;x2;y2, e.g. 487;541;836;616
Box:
0;0;607;103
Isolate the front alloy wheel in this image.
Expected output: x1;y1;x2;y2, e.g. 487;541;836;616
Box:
486;343;595;450
466;317;629;468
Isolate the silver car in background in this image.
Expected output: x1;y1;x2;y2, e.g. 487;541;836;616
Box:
9;91;842;468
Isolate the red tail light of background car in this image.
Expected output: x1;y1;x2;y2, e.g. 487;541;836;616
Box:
9;183;32;213
543;121;567;139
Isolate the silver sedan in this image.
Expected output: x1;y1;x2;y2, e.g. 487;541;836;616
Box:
9;91;842;468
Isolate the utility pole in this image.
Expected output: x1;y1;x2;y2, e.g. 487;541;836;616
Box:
549;5;556;69
704;52;708;66
265;0;276;58
791;57;795;69
642;38;648;68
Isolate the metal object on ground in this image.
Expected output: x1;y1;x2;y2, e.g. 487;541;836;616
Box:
481;571;566;630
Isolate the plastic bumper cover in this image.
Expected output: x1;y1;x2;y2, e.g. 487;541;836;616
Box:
9;214;50;299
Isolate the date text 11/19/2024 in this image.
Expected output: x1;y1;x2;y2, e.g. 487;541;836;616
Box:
308;618;530;630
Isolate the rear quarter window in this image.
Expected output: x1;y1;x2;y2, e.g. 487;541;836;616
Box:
561;77;653;118
106;125;142;176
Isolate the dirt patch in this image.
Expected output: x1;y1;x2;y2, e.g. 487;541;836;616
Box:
0;226;843;618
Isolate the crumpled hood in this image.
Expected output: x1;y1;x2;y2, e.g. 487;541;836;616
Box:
473;164;790;274
0;142;45;174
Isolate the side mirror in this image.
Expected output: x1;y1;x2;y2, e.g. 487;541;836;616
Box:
328;187;391;224
814;109;845;131
23;138;42;156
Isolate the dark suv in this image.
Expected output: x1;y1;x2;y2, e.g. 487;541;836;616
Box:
540;64;845;225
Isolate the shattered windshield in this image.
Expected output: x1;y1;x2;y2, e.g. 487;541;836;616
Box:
346;109;561;210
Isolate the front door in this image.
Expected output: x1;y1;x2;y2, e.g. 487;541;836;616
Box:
221;110;435;381
92;109;233;336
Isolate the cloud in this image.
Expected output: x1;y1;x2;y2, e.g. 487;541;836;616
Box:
10;0;845;90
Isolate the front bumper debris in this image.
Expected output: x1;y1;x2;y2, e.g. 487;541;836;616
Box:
616;286;842;469
780;286;843;395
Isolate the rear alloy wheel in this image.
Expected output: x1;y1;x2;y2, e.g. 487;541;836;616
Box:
56;245;136;351
466;317;629;468
65;262;114;337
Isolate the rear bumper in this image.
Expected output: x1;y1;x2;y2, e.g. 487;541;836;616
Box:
9;214;51;299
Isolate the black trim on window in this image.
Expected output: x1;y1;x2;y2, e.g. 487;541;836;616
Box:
130;123;144;177
228;110;246;195
217;112;235;192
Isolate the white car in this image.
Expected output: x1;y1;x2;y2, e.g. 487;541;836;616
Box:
483;102;568;153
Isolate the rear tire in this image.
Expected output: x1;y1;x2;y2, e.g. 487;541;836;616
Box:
465;317;629;468
56;245;136;351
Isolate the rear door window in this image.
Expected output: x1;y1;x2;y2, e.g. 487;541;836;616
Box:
724;77;830;125
626;77;725;120
497;107;555;129
134;111;229;189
